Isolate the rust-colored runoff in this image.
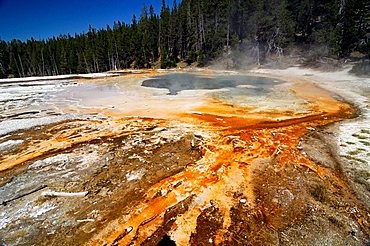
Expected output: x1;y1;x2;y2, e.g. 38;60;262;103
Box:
88;81;367;245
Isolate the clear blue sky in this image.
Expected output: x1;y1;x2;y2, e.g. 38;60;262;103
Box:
0;0;176;41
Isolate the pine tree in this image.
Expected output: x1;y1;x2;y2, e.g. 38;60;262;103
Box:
0;40;8;78
0;0;367;78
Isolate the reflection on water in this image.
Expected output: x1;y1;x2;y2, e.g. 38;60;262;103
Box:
141;73;305;111
142;73;282;95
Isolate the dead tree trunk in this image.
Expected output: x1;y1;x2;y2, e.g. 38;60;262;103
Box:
83;53;90;74
0;62;5;75
198;0;205;48
93;54;98;72
114;38;119;70
339;0;345;15
41;48;45;76
17;53;25;77
227;21;230;48
14;56;21;77
255;36;260;66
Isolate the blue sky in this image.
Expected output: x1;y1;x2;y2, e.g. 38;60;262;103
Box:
0;0;175;41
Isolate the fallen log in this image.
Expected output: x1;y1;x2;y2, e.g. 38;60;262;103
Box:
1;184;47;206
77;218;95;223
41;190;89;197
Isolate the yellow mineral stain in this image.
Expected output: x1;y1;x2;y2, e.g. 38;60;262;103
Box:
87;75;358;245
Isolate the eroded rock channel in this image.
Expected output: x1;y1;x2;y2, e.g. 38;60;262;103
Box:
0;70;369;245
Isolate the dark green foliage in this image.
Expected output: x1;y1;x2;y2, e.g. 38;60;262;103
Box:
0;0;368;78
160;57;177;69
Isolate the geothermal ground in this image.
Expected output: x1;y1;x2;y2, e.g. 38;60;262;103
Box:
0;68;369;245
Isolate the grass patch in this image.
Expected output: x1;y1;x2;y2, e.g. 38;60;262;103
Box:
348;148;366;156
310;185;329;203
360;140;370;146
360;129;370;135
328;216;344;228
352;133;368;140
348;150;362;155
346;141;356;145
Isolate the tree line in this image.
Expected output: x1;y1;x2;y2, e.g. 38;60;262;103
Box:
0;0;369;78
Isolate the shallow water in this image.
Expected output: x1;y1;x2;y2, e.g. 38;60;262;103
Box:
141;73;307;112
142;73;282;95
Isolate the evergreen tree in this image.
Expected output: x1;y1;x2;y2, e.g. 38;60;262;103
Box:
0;0;367;78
